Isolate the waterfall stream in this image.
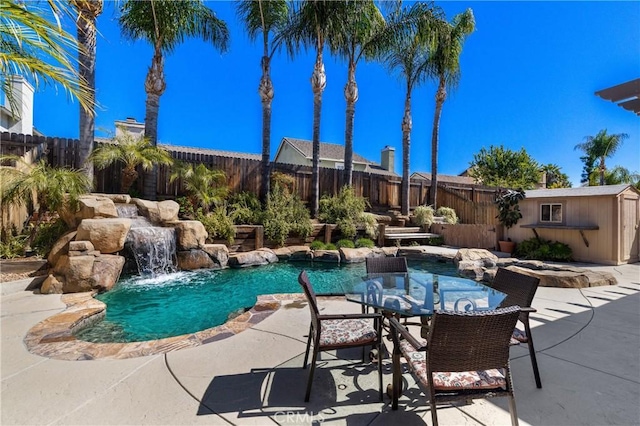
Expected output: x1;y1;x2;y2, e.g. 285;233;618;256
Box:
116;204;177;276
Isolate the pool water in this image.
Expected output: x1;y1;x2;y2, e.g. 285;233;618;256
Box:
76;259;457;343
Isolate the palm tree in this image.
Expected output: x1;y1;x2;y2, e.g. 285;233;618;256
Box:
0;156;91;243
382;3;444;215
70;0;103;187
90;131;173;194
574;129;629;186
284;1;343;218
600;166;640;188
118;0;229;200
427;9;475;208
1;0;93;116
236;0;289;204
540;163;571;188
169;162;228;213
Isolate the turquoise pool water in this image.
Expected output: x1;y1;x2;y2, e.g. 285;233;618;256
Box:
76;259;457;343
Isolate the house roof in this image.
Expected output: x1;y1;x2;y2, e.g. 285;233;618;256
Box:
595;78;640;116
411;171;477;185
279;137;372;164
525;184;634;199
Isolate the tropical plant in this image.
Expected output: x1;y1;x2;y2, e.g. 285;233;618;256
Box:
494;188;525;229
70;0;103;185
412;205;435;227
119;0;229;199
283;1;343;218
575;129;629;186
469;145;541;189
382;2;444;215
541;163;571;188
236;0;290;204
263;180;313;246
360;212;378;239
0;231;29;259
1;0;93;115
90;131;173;194
426;9;475;209
0;156;90;243
435;206;458;224
327;0;386;186
170;162;227;213
599;166;640;189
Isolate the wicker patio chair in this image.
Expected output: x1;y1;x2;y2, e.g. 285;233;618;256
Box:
365;256;408;275
389;306;522;426
298;270;383;402
489;268;543;388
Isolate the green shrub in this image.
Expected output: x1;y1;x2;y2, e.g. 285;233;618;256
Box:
319;186;368;239
360;212;378;239
426;236;445;246
197;206;235;244
325;243;337;250
263;183;312;247
310;240;326;250
355;238;375;248
413;205;435;227
31;219;68;257
0;232;28;259
176;196;195;219
514;237;572;261
436;206;458;224
336;239;355;249
228;192;262;225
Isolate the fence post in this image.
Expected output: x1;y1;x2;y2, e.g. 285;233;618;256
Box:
378;223;386;247
255;225;264;250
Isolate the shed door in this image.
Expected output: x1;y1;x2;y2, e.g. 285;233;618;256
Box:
622;196;639;262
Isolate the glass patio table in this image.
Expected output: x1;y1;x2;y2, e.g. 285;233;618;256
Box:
342;272;507;318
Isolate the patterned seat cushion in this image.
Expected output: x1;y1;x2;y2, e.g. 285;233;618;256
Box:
510;327;528;345
319;319;377;347
399;339;507;391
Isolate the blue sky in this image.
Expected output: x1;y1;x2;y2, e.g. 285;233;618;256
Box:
33;1;639;187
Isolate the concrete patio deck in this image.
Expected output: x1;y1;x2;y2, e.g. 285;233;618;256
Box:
1;258;638;425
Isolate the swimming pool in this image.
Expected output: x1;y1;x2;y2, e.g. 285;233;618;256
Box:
76;259;458;343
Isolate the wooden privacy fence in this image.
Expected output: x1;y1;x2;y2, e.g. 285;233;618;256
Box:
431;224;498;250
1;132;501;228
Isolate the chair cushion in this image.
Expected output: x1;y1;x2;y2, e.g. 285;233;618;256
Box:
511;327;528;344
399;339;506;391
319;319;377;347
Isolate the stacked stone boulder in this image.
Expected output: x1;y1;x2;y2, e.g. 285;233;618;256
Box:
42;194;229;294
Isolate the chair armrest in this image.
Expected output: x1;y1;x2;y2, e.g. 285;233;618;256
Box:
318;313;382;321
521;306;537;313
389;317;427;352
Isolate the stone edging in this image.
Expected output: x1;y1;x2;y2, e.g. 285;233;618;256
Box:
24;292;306;360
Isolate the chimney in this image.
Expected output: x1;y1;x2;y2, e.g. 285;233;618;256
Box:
114;117;145;138
1;76;35;135
381;146;395;172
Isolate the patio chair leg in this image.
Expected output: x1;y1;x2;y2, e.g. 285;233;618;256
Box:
525;322;542;388
391;345;401;410
430;400;439;426
508;393;520;426
377;341;383;401
303;323;312;368
305;347;319;402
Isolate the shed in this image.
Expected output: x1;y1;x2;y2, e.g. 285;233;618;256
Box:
508;184;639;265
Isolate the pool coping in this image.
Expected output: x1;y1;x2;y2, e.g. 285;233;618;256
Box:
24;292;309;360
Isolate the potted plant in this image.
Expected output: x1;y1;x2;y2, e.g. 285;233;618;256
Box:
495;188;525;254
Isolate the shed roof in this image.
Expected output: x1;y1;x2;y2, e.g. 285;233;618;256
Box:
525;184;633;199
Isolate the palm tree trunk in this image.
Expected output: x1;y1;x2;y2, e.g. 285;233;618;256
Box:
401;88;412;216
142;48;166;200
75;0;102;191
429;78;446;208
259;55;274;204
311;51;326;218
121;167;139;194
343;61;358;186
599;157;606;186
